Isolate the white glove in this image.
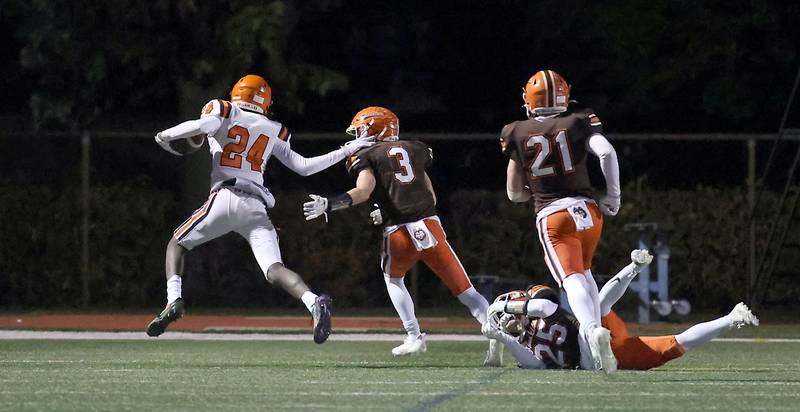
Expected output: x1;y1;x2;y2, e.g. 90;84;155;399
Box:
369;204;383;225
598;193;621;216
155;132;181;156
481;318;506;341
303;194;328;221
341;136;375;156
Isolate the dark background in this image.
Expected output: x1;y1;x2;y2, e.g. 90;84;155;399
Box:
1;1;799;314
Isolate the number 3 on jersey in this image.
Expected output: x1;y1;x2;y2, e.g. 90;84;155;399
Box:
388;147;415;183
221;125;269;172
526;130;574;177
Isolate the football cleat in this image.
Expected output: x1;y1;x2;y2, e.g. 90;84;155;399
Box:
392;333;427;356
588;326;617;374
311;294;333;344
146;298;185;337
483;338;504;367
631;249;654;274
729;302;759;328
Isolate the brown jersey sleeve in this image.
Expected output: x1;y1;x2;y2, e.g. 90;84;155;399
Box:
345;149;371;178
581;108;604;137
499;122;521;163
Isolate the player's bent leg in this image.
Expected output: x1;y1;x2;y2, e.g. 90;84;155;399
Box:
598;250;654;316
384;274;422;344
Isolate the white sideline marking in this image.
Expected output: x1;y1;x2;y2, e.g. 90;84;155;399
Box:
0;330;798;342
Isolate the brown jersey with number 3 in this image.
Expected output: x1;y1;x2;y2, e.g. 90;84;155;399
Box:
500;108;604;212
521;307;581;369
346;140;436;226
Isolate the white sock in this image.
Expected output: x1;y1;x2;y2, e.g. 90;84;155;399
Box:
384;274;421;337
582;270;602;322
300;291;318;313
166;274;182;304
598;263;637;316
675;315;731;351
456;287;489;325
562;274;600;338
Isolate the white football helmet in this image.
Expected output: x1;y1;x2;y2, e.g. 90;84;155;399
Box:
489;290;528;338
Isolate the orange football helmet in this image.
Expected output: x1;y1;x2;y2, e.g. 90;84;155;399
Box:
522;70;570;117
346;106;399;141
230;74;272;114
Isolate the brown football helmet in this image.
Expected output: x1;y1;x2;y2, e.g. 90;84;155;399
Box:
522;70;570;117
346;106;399;141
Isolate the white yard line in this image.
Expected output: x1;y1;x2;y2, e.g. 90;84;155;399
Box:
0;330;798;342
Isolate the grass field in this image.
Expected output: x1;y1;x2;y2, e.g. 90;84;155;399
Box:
1;337;799;411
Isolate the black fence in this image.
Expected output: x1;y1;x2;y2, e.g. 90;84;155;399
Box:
1;131;797;313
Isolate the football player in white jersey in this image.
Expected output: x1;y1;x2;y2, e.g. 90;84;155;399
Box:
147;74;374;342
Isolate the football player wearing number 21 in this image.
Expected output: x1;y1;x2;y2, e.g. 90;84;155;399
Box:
303;107;502;364
147;74;374;342
500;70;622;372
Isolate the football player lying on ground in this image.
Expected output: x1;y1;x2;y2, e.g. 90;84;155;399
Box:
147;74;374;343
303;107;501;364
482;250;759;369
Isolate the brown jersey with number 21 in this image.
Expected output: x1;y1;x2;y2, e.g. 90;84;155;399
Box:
346;140;436;226
500;109;604;213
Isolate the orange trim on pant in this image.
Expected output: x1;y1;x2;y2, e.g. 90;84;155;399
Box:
602;310;686;370
383;218;473;295
537;202;603;284
173;193;217;240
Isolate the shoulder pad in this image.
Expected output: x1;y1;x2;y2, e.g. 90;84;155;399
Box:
200;100;234;119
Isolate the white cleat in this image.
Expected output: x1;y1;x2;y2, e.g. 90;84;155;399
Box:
392;333;427;356
588;326;617;374
483;339;504;367
631;249;654;273
729;302;759;328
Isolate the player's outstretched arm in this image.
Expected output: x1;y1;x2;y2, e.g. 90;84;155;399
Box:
598;249;654;316
273;136;374;176
155;117;222;154
303;169;376;221
506;159;531;202
488;298;559;319
481;319;546;369
587;134;621;215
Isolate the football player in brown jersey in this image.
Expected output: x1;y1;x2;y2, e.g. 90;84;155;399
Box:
303;107;500;361
500;70;622;372
483;250;760;370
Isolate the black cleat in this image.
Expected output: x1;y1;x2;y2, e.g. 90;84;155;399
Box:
311;294;332;344
146;298;185;337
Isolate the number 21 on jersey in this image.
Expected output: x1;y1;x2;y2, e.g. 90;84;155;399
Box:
387;147;415;183
221;125;269;172
526;129;574;177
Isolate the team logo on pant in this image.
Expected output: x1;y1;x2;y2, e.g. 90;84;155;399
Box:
572;206;587;219
414;229;427;241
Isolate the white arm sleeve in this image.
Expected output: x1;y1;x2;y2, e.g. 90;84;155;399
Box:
526;299;559;318
587;134;621;197
496;333;547;369
272;139;347;176
158;117;222;142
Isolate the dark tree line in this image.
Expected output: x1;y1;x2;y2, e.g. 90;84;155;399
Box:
2;0;799;133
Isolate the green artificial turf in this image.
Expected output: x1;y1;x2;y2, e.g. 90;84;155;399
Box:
1;338;798;411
